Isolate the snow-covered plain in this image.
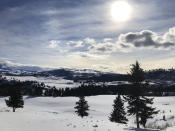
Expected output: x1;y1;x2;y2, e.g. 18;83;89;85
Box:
4;75;129;89
5;76;80;89
1;95;175;131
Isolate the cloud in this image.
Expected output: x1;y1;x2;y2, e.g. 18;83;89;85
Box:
74;41;84;47
48;40;60;48
103;38;113;42
88;42;115;53
0;57;23;67
66;40;84;47
118;27;175;48
40;10;61;15
80;27;175;55
46;27;175;57
163;27;175;43
84;37;96;44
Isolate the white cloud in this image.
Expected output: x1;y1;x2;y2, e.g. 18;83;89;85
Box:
66;40;84;48
103;38;113;42
46;27;175;56
84;37;96;44
48;40;60;48
40;10;61;15
163;27;175;43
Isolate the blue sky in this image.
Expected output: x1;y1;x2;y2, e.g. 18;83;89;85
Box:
0;0;175;73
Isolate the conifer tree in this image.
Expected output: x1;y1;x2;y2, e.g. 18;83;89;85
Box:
74;96;89;118
139;97;159;128
109;95;128;124
5;85;24;112
125;61;158;128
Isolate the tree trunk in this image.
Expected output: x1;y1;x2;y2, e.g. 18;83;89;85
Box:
13;107;15;112
143;123;145;128
136;97;140;128
136;113;140;128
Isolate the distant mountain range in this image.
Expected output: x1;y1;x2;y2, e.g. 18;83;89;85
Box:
1;62;175;83
0;62;45;72
0;62;127;82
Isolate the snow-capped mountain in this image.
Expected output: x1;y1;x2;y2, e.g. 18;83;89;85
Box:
1;61;175;83
0;61;127;82
0;62;47;76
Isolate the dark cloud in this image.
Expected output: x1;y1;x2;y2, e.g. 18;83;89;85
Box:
86;27;175;54
0;0;101;11
95;47;111;52
88;42;114;53
119;29;175;48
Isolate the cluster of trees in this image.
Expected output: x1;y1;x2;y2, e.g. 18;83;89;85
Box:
124;61;159;128
0;77;45;96
74;61;158;128
145;68;175;81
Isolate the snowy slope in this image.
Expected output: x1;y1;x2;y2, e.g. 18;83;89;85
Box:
5;76;80;89
4;75;129;89
1;95;175;131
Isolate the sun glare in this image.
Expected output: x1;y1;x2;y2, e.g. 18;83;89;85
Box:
111;1;132;22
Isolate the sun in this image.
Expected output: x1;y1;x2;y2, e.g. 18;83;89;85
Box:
111;1;132;22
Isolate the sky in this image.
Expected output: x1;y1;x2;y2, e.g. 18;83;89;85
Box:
0;0;175;73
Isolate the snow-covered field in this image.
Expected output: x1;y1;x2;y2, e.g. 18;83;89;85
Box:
5;76;80;89
4;75;129;89
0;95;175;131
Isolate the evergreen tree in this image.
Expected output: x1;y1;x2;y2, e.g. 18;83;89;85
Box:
139;97;159;128
74;96;89;118
5;85;24;112
35;86;43;96
109;95;128;124
125;61;158;128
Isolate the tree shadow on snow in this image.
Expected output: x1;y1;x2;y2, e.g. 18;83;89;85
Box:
25;96;38;99
124;127;159;131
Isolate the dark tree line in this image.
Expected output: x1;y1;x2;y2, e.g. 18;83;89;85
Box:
0;77;45;96
0;74;175;97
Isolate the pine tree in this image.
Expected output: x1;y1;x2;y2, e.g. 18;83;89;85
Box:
74;96;89;118
139;97;159;128
125;61;158;128
109;95;128;124
5;85;24;112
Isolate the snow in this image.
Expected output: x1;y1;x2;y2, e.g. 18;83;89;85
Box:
4;75;130;89
4;76;80;89
1;95;175;131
